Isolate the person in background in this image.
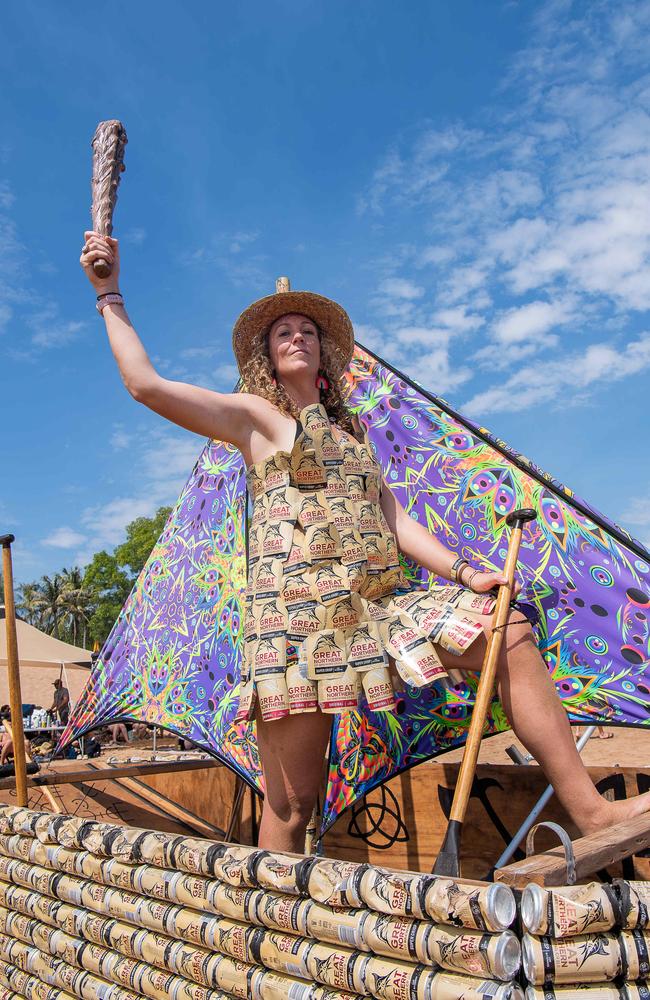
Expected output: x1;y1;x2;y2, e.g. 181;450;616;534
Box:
50;680;70;726
109;722;129;744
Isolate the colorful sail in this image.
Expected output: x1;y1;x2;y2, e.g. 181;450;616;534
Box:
60;345;650;834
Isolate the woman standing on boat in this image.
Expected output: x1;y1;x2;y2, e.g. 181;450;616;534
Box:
81;231;650;852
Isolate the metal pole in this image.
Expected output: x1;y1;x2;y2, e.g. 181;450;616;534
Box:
1;534;28;806
493;725;596;870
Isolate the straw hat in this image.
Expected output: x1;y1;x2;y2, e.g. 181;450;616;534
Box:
232;277;355;378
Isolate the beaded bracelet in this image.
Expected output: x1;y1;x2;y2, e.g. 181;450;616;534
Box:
450;557;469;583
96;293;124;314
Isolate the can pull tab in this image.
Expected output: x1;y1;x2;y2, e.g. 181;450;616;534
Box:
526;820;576;884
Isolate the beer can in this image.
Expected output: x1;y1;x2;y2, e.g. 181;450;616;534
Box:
200;844;262;886
257;675;291;722
360;866;431;918
110;828;174;867
362;664;397;713
166;872;212;910
426;925;520;981
318;667;361;713
164;906;215;947
211;883;263;923
363;955;437;1000
255;855;315;895
620;929;650;980
304;942;367;994
253;930;312;979
250;968;314;1000
524;986;626;999
132;863;182;901
306;902;369;950
137;965;179;1000
285;662;318;714
521;883;619;937
362;911;428;962
211;917;256;964
424;878;516;931
256;893;311;936
616;880;650;930
306;859;368;908
429;976;524;1000
521;933;623;985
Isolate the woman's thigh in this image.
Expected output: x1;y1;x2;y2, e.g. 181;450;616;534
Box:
434;608;533;674
255;708;333;809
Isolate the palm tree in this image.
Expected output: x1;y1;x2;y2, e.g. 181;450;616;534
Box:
58;567;93;647
16;581;43;626
34;573;64;638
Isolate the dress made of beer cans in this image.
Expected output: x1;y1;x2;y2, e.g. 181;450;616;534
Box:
235;403;495;724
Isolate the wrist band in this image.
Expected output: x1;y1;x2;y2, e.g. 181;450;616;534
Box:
466;568;481;591
450;557;469;583
96;290;121;299
96;293;124;314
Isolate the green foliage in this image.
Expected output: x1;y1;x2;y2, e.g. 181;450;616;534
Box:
15;506;173;648
114;507;171;576
82;551;131;645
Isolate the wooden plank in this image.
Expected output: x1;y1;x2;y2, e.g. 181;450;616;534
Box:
107;774;226;840
494;813;650;888
0;757;221;791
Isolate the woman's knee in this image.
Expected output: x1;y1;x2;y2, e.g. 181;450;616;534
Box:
497;614;536;663
265;782;316;827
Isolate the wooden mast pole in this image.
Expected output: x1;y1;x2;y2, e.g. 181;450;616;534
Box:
1;534;28;806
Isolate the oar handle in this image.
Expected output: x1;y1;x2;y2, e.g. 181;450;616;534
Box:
448;507;536;826
434;506;537;877
1;536;29;807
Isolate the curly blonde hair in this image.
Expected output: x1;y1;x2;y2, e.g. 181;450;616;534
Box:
239;324;354;433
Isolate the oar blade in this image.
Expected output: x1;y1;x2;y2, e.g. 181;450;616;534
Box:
433;818;462;877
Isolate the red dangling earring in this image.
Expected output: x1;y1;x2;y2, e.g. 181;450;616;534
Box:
315;373;330;392
271;370;277;387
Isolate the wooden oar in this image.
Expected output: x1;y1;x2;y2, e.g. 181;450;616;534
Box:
433;507;536;878
1;534;29;807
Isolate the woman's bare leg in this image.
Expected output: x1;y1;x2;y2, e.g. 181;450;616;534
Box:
254;707;333;851
436;612;650;836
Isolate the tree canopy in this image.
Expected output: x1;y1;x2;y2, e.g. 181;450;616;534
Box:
15;506;172;648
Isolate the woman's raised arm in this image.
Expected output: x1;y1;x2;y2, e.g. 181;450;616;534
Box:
80;231;269;450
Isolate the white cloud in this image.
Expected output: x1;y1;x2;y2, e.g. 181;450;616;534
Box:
42;526;86;549
622;496;650;527
110;426;131;451
29;312;85;349
463;333;650;416
76;428;202;565
354;0;650;412
212;362;239;389
492;299;573;345
378;278;424;300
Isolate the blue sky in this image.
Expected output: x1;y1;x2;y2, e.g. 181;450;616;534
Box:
2;0;650;585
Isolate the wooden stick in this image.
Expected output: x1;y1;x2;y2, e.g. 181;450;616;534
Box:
0;535;28;807
0;756;221;791
433;508;536;877
2;721;60;814
90;120;127;278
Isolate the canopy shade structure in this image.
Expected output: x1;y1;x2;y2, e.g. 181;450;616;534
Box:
59;344;650;835
0;607;92;708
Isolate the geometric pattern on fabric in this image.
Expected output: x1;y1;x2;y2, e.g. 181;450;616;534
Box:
323;346;650;830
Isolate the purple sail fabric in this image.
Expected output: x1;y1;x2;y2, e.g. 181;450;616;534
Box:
59;441;263;789
60;345;650;835
323;347;650;830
